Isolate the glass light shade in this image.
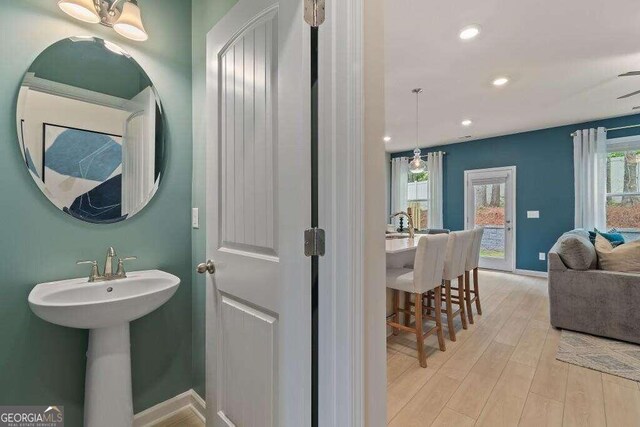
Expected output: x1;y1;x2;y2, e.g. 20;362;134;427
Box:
58;0;100;24
409;149;426;174
113;1;148;41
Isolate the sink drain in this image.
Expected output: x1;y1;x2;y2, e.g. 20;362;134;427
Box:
106;287;113;293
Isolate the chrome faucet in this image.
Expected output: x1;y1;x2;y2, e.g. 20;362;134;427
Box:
390;211;415;239
77;247;137;282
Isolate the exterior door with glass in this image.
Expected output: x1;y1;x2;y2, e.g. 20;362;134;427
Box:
464;167;516;271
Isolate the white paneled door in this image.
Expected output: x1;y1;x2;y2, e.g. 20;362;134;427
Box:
204;0;310;426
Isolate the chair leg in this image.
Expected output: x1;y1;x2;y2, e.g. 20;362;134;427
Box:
444;280;456;341
458;275;468;330
404;292;412;327
434;286;446;352
425;291;433;316
414;292;426;368
465;270;474;325
392;289;400;335
474;268;482;315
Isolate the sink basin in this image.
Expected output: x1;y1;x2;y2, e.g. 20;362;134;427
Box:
28;269;180;427
29;269;180;329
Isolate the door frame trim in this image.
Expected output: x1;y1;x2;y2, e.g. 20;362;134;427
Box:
317;0;366;425
463;166;517;272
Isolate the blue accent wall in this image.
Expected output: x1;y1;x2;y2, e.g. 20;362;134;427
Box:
0;1;193;425
391;114;640;272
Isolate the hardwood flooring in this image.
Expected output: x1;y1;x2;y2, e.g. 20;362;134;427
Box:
386;270;640;427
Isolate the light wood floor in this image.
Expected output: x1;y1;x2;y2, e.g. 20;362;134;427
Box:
386;270;640;427
148;407;204;427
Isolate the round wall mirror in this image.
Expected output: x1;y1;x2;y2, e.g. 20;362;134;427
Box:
16;37;164;224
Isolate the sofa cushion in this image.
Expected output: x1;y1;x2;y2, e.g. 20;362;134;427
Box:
556;234;597;270
595;234;640;273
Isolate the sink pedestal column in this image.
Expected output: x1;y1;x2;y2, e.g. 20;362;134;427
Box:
84;323;133;427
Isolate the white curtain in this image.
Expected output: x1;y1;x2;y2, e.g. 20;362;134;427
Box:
573;127;607;230
427;151;444;229
390;157;408;227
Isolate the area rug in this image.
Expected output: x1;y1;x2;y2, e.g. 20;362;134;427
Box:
556;330;640;382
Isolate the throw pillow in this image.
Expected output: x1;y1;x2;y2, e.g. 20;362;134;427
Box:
594;228;625;246
595;234;640;273
557;234;598;270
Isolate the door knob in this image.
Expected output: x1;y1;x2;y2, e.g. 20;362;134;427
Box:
197;260;216;274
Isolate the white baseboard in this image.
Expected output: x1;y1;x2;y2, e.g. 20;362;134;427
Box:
134;389;205;426
514;269;548;278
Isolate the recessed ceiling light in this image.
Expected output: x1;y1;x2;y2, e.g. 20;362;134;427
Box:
461;119;473;127
459;25;481;40
383;136;392;142
492;77;510;87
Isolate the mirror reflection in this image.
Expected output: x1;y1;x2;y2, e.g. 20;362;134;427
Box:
16;37;164;224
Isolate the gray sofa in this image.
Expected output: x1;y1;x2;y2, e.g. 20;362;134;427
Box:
548;230;640;344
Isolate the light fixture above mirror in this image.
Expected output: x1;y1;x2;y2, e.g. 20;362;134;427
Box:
58;0;148;42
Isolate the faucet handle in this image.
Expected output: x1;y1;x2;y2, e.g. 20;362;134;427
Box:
77;260;100;282
116;256;137;277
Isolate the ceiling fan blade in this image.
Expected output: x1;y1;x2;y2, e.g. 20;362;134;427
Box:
618;89;640;99
619;71;640;77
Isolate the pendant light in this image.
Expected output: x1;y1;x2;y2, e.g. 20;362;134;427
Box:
408;88;427;174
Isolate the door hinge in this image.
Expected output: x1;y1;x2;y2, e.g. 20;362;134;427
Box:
304;0;325;27
304;228;325;257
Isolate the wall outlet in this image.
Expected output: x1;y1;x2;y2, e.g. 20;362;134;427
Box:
192;208;199;229
527;210;540;219
539;252;546;261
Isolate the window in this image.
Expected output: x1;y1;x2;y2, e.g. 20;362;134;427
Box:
407;171;429;230
606;139;640;239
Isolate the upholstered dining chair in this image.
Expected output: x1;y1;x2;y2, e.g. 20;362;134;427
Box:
386;234;449;367
426;230;474;342
464;227;485;324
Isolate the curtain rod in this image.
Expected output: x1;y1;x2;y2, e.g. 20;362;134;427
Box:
570;123;640;137
389;152;447;162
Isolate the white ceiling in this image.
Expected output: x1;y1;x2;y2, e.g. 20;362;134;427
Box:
384;0;640;152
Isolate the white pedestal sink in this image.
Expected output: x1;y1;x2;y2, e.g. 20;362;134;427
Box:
28;270;180;427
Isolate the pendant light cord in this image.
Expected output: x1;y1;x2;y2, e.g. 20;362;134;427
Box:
415;90;419;151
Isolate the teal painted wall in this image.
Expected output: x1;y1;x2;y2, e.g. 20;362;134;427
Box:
190;0;238;398
390;113;640;272
0;1;193;425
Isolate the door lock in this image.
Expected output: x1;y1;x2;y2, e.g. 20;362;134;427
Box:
197;260;216;274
